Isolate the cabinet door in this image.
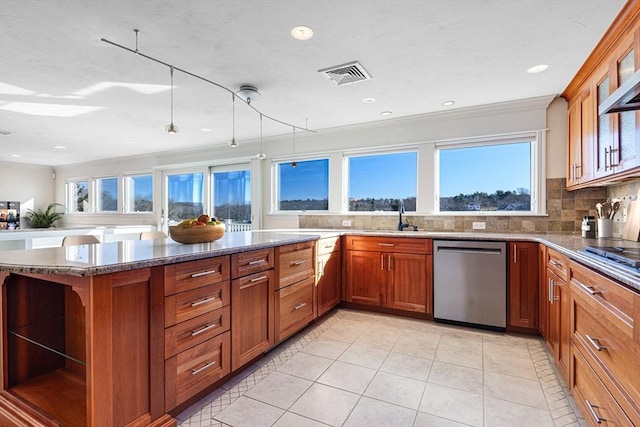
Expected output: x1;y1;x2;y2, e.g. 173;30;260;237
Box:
275;277;315;343
538;245;548;339
556;277;570;381
316;251;341;317
387;253;431;313
579;86;596;184
567;100;582;187
547;269;561;360
508;242;538;330
613;45;640;173
231;270;275;371
345;250;386;306
595;67;614;179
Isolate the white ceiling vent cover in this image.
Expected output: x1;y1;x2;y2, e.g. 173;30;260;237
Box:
318;61;371;85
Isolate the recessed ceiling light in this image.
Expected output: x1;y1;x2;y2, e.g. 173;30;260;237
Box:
200;128;212;132
10;154;21;158
363;97;376;104
380;111;392;116
0;102;102;117
527;64;548;74
441;100;455;106
53;145;66;149
291;26;313;41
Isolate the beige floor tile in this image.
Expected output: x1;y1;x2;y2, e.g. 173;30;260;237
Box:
320;324;363;342
483;338;532;360
380;351;433;381
244;371;312;409
392;335;439;359
428;361;483;394
483;352;538;380
317;360;377;394
364;371;426;410
277;352;333;381
484;396;554;426
353;329;399;351
343;396;416;427
484;371;547;410
338;343;389;369
301;337;350;359
272;412;330;427
214;396;284;427
435;343;483;369
289;383;360;426
413;411;472;427
439;330;483;350
419;383;483;427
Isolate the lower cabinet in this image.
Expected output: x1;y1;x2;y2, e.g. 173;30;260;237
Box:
316;236;341;317
275;276;315;343
507;241;538;330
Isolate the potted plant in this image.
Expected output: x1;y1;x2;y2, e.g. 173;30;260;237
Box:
26;203;64;228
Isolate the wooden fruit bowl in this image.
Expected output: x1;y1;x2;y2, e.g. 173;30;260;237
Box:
168;223;225;244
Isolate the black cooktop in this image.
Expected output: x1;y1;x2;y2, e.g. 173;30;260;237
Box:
584;246;640;268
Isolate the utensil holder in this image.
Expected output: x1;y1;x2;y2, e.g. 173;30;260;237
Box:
597;218;613;238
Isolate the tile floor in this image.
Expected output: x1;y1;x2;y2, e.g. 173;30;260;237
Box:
177;309;586;427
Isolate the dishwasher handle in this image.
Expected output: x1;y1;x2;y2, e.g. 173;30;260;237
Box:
436;246;503;255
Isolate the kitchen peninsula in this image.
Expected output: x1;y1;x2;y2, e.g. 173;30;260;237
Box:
1;230;639;426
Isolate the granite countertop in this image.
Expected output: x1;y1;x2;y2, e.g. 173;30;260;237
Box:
0;229;637;292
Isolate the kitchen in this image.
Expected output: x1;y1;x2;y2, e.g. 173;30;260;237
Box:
1;1;639;426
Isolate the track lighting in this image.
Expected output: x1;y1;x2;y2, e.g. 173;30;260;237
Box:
256;113;266;160
291;127;297;167
228;93;238;147
165;66;178;134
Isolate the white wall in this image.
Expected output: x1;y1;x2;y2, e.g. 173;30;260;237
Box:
0;161;55;227
6;96;566;230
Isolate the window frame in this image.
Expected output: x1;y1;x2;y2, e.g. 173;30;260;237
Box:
123;172;154;213
210;163;252;223
271;156;330;213
66;178;91;213
94;175;120;213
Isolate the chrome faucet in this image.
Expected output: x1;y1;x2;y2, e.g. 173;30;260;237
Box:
397;200;418;231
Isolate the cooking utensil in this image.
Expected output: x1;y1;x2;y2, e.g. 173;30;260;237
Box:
601;202;612;220
596;203;603;219
610;200;620;219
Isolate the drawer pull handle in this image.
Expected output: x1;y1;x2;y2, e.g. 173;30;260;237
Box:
191;296;216;307
585;334;607;351
250;275;268;283
548;260;560;267
378;243;394;247
585;400;605;424
324;245;333;248
291;260;306;266
190;269;216;278
579;284;600;295
294;302;307;310
191;323;216;336
192;361;216;375
248;260;266;265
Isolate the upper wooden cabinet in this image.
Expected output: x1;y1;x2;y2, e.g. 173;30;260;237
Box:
563;2;640;190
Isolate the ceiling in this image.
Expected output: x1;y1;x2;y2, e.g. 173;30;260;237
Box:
0;0;626;166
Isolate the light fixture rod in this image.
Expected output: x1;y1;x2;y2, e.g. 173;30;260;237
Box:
100;35;315;134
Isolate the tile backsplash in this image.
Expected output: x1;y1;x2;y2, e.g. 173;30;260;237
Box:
299;178;638;236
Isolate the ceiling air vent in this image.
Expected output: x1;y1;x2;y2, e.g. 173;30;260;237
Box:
318;61;371;85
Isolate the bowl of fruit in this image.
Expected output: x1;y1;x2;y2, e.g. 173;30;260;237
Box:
169;215;226;244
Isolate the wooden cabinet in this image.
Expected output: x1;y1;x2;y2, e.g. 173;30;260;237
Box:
316;236;341;317
538;244;548;339
275;241;315;343
345;236;432;314
507;242;539;330
569;261;640;425
230;249;275;371
563;3;640;189
542;247;570;381
163;256;231;410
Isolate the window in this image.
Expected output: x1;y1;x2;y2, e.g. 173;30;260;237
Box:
95;177;118;212
67;180;89;212
124;174;153;213
166;172;204;225
347;151;417;211
212;168;251;222
276;159;329;211
438;141;532;212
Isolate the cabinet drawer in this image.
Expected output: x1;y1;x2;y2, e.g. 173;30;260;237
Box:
570;345;633;427
165;306;230;359
546;247;568;282
346;236;432;254
276;276;315;343
164;256;230;296
165;331;230;410
165;280;230;327
317;236;341;256
277;242;314;289
231;248;274;278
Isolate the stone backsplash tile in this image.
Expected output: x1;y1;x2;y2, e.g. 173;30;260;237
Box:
298;177;638;236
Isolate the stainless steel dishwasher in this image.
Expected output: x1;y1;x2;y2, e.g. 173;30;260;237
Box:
433;240;507;330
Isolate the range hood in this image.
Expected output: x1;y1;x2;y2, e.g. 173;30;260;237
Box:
599;69;640;114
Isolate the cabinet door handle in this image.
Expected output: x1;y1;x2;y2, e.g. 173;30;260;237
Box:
250;275;268;283
388;255;391;271
609;146;619;167
294;302;307;310
604;147;610;171
248;259;266;265
191;296;216;307
548;260;559;266
548;278;553;303
571;163;576;182
191;269;216;278
585;400;605;424
191;323;216;336
191;361;216;375
381;254;385;270
291;260;306;266
585;334;607;351
323;244;333;249
579;283;600;296
378;243;394;247
513;245;517;264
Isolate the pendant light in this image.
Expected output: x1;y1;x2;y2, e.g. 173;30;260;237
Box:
291;127;297;167
165;66;178;134
228;93;238;147
256;113;266;159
